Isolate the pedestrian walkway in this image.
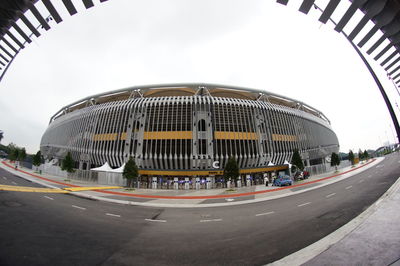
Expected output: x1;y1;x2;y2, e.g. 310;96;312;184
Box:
0;158;382;207
270;168;400;266
305;177;400;266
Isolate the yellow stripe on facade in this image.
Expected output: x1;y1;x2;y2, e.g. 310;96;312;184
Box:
143;131;193;140
214;131;258;140
94;131;260;141
93;133;119;141
120;132;127;140
271;134;297;142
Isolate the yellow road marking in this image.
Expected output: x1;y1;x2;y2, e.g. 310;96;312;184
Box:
63;186;122;192
0;185;68;193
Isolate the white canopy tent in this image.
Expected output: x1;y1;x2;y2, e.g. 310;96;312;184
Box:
91;162;113;172
108;163;125;173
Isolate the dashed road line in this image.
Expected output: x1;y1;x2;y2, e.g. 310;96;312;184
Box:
200;218;222;223
298;202;311;207
44;196;54;200
359;179;364;183
106;213;121;217
225;198;234;202
346;185;353;190
11;181;17;185
255;211;275;217
72;205;86;210
368;175;372;178
326;193;336;198
145;218;167;223
2;176;6;180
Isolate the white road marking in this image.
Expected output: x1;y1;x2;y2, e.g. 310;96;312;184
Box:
298;202;311;207
326;193;336;198
368;175;372;178
359;179;364;183
145;218;167;223
2;176;7;180
72;205;86;210
11;181;17;185
225;198;234;202
200;219;222;223
346;185;353;190
255;211;275;217
106;213;121;217
44;196;54;200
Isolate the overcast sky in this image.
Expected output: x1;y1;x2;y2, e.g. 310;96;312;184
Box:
1;0;399;154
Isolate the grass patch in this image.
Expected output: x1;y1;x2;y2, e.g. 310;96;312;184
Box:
124;188;135;191
225;188;237;192
63;179;71;182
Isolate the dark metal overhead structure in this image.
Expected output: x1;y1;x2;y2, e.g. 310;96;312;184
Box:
0;0;107;79
0;0;400;86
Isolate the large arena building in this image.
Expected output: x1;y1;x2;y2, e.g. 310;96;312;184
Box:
40;83;339;186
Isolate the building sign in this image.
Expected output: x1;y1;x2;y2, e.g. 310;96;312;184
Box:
212;161;220;169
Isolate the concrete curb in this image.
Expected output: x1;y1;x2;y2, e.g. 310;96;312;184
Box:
0;158;384;208
267;175;400;266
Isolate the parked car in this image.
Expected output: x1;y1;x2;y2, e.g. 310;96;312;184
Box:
273;175;293;186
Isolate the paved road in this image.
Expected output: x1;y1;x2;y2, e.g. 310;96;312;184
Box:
0;154;399;266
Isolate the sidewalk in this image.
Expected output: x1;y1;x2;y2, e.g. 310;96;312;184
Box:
305;177;400;266
270;169;400;266
0;158;382;208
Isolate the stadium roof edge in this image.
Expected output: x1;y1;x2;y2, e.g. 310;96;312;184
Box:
49;83;330;124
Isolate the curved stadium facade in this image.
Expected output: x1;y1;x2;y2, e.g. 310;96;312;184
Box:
40;83;339;182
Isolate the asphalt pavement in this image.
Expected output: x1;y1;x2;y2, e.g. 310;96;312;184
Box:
0;154;399;265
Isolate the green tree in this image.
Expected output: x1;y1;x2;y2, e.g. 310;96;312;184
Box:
8;144;19;161
223;156;239;186
18;148;26;162
291;149;304;172
122;156;139;188
0;130;3;143
32;151;42;167
358;149;364;161
348;150;355;166
330;152;340;171
61;152;75;173
363;150;369;160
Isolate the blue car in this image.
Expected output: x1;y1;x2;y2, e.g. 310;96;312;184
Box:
273;176;293;187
